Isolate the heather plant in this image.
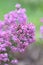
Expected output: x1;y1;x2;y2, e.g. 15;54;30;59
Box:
0;4;35;65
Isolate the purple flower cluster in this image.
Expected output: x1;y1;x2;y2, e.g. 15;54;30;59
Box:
0;4;35;65
40;18;43;39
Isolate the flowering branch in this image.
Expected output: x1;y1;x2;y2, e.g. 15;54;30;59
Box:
0;4;35;65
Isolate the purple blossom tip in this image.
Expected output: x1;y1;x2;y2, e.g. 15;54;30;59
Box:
15;3;21;9
40;18;43;22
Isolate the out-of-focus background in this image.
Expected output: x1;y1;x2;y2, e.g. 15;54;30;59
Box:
0;0;43;39
0;0;43;65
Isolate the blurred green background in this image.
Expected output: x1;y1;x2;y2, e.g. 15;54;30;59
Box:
0;0;43;39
